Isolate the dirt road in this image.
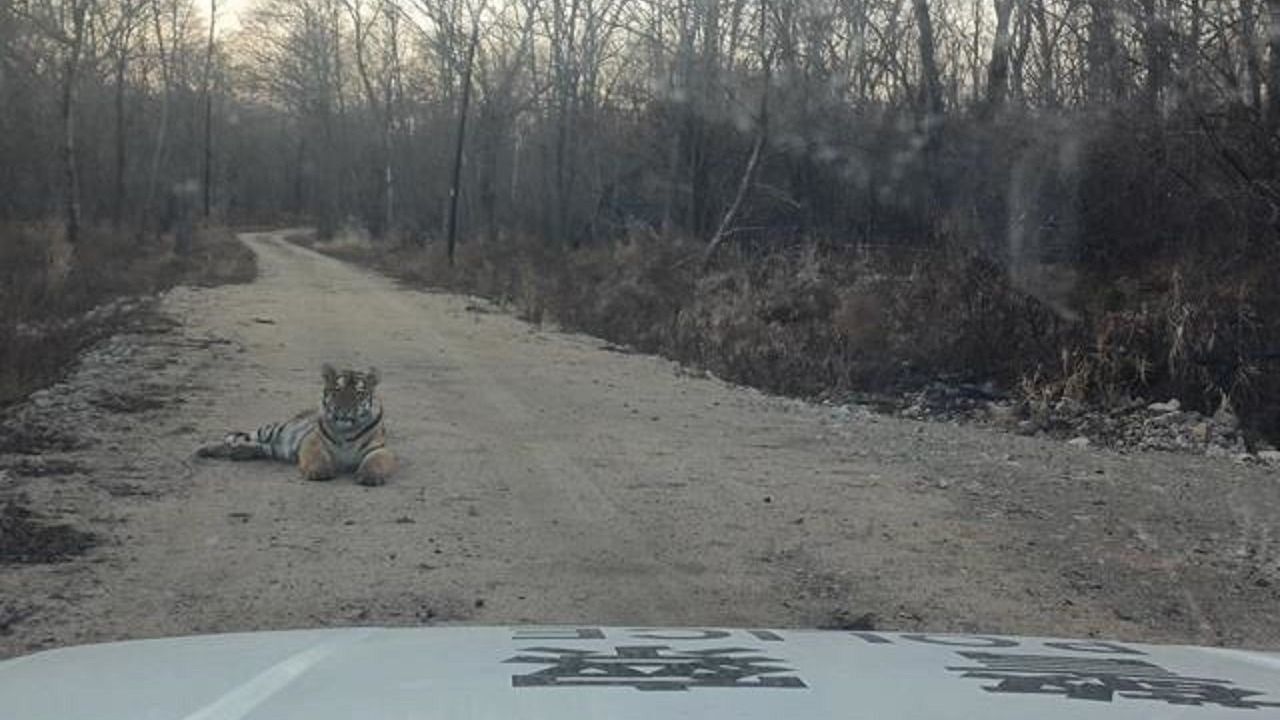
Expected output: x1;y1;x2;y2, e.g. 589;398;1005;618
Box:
3;232;1279;659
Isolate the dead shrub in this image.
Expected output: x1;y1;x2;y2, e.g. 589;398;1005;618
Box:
1015;254;1280;439
833;288;889;349
0;223;257;406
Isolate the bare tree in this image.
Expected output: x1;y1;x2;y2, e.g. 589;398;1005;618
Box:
446;9;482;264
344;0;401;237
1085;0;1123;104
1268;0;1280;132
141;0;184;235
1138;0;1169;114
16;0;96;243
1240;0;1263;110
914;0;943;117
60;0;90;245
98;0;147;228
201;0;216;218
1027;0;1061;106
985;0;1015;114
703;0;771;268
472;0;537;244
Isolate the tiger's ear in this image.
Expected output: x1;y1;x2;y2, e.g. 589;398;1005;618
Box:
366;367;380;389
321;363;338;386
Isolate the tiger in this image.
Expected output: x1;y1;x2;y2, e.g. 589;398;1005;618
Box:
195;364;396;486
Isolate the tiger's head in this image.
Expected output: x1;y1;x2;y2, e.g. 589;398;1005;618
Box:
321;364;381;429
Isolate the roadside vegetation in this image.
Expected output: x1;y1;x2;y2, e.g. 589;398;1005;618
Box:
0;225;255;406
297;175;1280;451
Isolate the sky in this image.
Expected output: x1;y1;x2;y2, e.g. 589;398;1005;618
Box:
212;0;252;33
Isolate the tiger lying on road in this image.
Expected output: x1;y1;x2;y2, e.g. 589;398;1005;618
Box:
196;364;396;486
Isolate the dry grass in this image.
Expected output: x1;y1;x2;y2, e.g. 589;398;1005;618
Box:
1018;260;1280;434
0;224;256;406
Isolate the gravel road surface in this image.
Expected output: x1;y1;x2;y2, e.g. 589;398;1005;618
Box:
3;232;1278;658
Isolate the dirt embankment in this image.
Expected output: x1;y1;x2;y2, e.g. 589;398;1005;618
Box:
2;232;1278;661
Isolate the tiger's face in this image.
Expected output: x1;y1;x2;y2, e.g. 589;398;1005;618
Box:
321;364;380;428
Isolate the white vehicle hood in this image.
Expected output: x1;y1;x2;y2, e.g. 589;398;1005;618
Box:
2;626;1278;719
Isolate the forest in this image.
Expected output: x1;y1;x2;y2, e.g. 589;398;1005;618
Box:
3;0;1279;441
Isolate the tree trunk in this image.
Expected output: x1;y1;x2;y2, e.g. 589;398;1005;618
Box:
1139;0;1167;115
60;1;88;245
704;0;770;269
1267;0;1280;132
693;0;721;237
1187;0;1204;70
446;21;480;265
1241;0;1263;109
1086;0;1123;105
382;113;394;236
662;8;694;235
702;119;765;269
660;98;681;234
971;0;983;102
985;0;1015;115
914;0;943;118
1030;0;1057;107
550;0;580;247
293;135;307;215
143;0;174;237
914;0;943;217
346;0;397;237
382;2;398;236
112;44;128;229
477;103;499;245
202;0;217;219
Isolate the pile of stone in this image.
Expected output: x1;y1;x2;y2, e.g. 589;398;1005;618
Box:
1004;395;1279;462
831;380;1280;464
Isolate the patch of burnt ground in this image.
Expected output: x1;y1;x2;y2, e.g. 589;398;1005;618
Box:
89;389;168;414
2;457;85;478
0;496;96;564
0;420;91;456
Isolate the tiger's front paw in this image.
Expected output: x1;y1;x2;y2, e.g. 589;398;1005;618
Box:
356;449;396;487
302;466;337;482
298;433;337;481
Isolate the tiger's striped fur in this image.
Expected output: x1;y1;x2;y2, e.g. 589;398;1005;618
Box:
196;365;396;486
